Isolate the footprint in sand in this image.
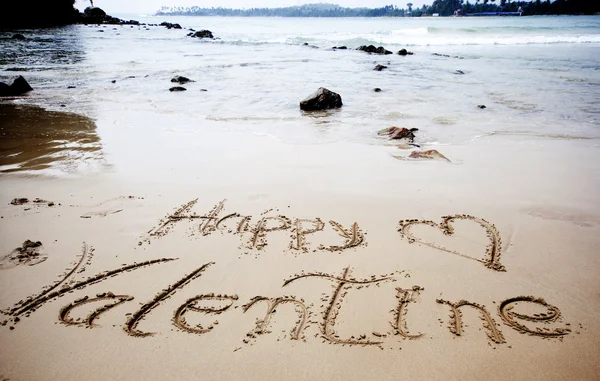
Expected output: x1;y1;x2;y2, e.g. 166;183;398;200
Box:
78;196;144;218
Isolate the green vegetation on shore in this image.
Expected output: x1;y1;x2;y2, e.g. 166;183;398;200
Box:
156;1;599;17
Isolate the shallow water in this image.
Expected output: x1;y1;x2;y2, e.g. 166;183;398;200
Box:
0;16;599;175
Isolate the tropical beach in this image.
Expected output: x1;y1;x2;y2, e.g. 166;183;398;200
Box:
1;1;600;380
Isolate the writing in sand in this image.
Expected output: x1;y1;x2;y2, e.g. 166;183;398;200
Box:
0;199;575;351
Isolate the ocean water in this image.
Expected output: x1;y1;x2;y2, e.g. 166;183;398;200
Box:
0;16;599;174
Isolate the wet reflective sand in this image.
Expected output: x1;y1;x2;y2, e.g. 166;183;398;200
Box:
0;104;102;173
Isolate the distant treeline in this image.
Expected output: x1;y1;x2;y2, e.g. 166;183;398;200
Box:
157;4;406;17
156;1;599;17
430;0;599;16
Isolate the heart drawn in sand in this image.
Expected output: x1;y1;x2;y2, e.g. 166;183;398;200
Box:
398;214;506;272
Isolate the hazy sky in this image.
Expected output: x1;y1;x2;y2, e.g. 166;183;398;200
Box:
76;0;431;14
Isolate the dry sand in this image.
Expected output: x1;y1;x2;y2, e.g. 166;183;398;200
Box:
1;105;600;380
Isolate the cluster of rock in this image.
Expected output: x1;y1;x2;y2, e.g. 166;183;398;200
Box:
159;22;182;29
80;7;140;25
0;76;33;97
432;53;464;59
378;127;419;142
357;45;393;55
355;45;414;56
168;75;208;92
378;127;450;162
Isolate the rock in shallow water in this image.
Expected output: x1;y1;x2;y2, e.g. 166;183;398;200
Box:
169;86;187;92
191;30;214;39
171;75;193;84
300;88;342;111
357;45;392;55
0;76;33;97
374;64;388;71
378;127;418;142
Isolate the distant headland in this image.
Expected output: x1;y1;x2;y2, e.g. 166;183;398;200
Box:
156;1;599;17
0;0;139;29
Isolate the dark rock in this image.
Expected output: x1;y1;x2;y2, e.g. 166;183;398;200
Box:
374;65;388;71
111;80;116;83
357;45;392;55
432;53;464;59
97;30;104;32
0;76;33;97
378;127;418;142
172;23;182;29
171;76;193;84
455;70;465;75
478;105;487;109
398;49;414;56
84;7;107;18
67;86;76;89
200;89;208;92
333;46;347;50
10;198;29;205
373;88;382;92
80;8;139;26
303;42;309;46
12;34;26;40
169;86;187;92
191;30;214;39
300;88;342;111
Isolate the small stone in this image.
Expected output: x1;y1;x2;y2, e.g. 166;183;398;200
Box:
169;86;187;92
171;75;192;84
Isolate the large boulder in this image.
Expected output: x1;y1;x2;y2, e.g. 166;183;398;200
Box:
84;7;107;18
300;88;343;111
357;45;392;55
80;7;139;25
191;30;214;39
0;76;33;97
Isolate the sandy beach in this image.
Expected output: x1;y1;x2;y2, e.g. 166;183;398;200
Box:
2;15;600;381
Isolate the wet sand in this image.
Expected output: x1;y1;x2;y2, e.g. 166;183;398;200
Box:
1;104;600;380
